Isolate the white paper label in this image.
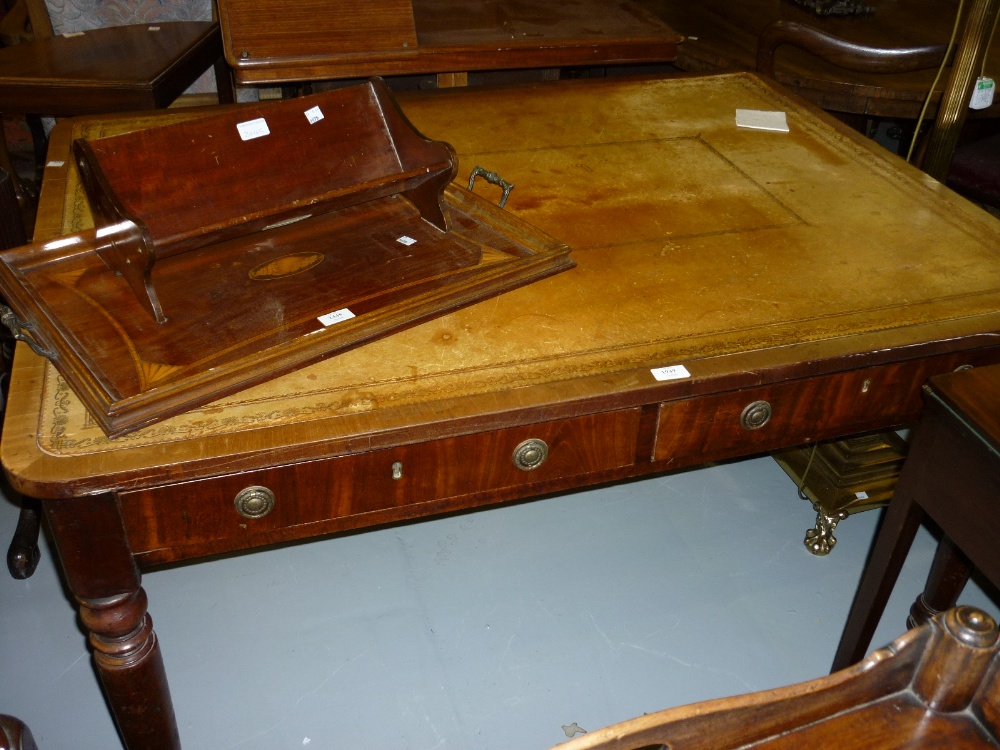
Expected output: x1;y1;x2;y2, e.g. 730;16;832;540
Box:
148;26;160;31
396;235;417;246
651;364;691;381
855;490;869;500
46;160;65;168
735;109;789;133
237;118;270;141
304;106;324;124
62;31;85;37
318;308;356;326
970;77;995;110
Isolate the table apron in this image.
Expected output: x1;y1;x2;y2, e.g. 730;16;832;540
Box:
118;348;1000;566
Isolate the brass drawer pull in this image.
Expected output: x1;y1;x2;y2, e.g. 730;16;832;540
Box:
234;486;275;519
512;438;548;471
740;400;772;430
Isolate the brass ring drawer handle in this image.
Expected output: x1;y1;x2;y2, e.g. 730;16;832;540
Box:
512;438;548;471
234;486;275;519
740;400;772;431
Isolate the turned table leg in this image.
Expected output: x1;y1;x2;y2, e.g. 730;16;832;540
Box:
45;493;180;750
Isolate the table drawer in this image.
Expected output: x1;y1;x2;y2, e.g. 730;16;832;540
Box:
652;354;987;467
121;408;641;563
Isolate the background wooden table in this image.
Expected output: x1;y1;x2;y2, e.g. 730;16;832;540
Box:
218;0;681;86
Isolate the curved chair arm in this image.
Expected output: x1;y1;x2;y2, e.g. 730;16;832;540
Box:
756;19;947;77
0;715;39;750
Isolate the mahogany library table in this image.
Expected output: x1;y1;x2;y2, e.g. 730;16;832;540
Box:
5;72;1000;749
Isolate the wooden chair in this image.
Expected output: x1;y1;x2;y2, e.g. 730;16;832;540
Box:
831;364;1000;671
0;0;235;212
553;606;1000;750
756;3;1000;198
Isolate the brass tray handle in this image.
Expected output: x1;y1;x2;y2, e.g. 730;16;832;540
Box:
468;166;514;209
0;305;55;359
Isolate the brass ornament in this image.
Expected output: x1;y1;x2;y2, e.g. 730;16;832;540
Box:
740;400;772;430
233;486;276;519
804;507;848;556
512;438;548;471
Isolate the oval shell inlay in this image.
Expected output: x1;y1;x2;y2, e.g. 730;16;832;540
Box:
249;252;325;281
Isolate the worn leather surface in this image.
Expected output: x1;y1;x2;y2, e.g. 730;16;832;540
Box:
16;74;1000;462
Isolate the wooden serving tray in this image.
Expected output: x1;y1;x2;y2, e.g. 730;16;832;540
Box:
0;82;573;437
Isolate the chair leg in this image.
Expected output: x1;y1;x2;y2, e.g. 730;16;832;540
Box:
0;118;28;210
908;535;972;628
6;495;41;579
214;55;235;105
25;115;46;185
830;491;924;672
0;116;38;237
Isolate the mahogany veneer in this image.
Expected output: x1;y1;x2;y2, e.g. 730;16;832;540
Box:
0;22;226;116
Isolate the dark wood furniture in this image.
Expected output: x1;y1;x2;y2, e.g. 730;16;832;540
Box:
554;606;1000;750
7;73;1000;749
0;7;235;206
756;6;1000;185
832;364;1000;671
638;0;1000;120
0;80;571;436
0;715;37;750
216;0;680;86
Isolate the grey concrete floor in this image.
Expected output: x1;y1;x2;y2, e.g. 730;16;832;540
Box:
1;454;998;749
